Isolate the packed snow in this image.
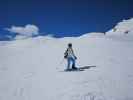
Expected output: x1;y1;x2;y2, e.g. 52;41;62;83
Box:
0;18;133;100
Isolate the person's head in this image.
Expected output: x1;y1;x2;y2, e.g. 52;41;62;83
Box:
68;43;72;48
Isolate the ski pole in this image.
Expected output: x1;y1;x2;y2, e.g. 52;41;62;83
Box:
60;58;65;65
56;58;65;70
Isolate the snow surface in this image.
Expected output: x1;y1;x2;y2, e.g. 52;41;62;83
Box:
106;18;133;35
0;18;133;100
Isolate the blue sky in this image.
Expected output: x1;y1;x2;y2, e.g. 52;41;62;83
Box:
0;0;133;40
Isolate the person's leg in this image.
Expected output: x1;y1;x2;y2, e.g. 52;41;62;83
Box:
72;58;77;69
67;58;71;70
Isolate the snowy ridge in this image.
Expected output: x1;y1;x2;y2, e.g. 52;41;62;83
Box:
78;33;105;39
0;19;133;100
106;18;133;35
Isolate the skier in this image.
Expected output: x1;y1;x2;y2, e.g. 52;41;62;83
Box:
64;43;77;71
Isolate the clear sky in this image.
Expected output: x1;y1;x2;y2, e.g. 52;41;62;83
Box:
0;0;133;40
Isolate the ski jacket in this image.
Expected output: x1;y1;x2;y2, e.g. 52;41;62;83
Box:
65;47;76;59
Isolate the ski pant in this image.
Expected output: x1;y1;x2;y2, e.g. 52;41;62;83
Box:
67;57;76;69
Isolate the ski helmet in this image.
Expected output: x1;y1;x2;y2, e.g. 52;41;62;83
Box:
68;43;72;47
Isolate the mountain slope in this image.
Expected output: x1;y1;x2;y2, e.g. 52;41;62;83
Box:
0;18;133;100
0;34;133;100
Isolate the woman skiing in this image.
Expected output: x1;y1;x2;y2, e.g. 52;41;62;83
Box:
64;43;77;70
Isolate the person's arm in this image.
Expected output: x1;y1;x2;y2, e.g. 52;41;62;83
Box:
72;48;77;59
64;48;68;58
65;48;68;54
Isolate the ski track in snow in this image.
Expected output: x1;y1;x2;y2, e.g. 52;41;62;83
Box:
0;33;133;100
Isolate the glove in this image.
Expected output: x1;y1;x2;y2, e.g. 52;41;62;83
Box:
74;56;77;60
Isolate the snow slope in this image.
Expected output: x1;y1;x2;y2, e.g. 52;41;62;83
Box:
107;18;133;35
0;19;133;100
